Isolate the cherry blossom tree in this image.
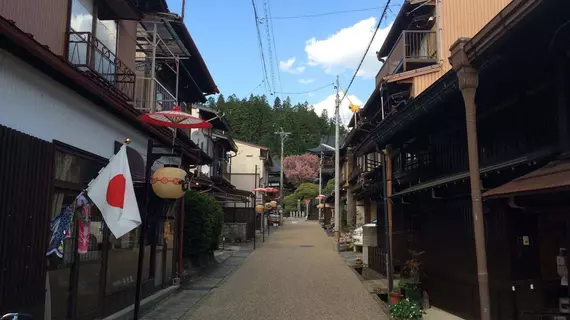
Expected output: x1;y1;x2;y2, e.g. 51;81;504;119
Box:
283;153;320;186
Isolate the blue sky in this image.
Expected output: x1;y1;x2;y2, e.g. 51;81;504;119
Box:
167;0;400;124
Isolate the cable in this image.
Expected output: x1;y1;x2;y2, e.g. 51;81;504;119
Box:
262;0;277;96
274;83;334;95
340;0;392;105
267;0;284;101
251;0;273;95
272;6;384;20
247;80;265;96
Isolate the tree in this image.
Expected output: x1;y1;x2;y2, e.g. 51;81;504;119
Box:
183;190;224;264
283;153;319;186
323;178;335;195
282;193;298;214
295;182;319;200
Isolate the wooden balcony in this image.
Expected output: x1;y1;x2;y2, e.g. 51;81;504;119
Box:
67;31;136;100
375;30;437;86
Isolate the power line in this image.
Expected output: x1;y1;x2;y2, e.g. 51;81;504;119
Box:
247;80;265;96
272;6;384;20
261;0;277;96
251;0;272;96
267;0;284;101
274;83;334;95
340;0;393;105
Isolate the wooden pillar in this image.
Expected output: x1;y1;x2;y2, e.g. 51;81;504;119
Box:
385;146;393;265
450;38;491;320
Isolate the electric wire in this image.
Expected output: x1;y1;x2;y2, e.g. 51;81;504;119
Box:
267;0;284;101
251;0;273;96
274;82;334;95
339;0;392;105
262;0;277;96
271;6;400;20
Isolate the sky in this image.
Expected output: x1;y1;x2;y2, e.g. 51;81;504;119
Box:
166;0;402;125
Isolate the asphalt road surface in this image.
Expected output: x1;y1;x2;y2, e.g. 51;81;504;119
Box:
183;218;389;320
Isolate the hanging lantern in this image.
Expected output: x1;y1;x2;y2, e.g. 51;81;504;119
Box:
264;202;273;211
255;205;265;214
152;166;187;199
317;204;325;209
270;201;278;208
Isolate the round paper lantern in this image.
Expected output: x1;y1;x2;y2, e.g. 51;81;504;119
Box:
317;204;324;209
255;205;265;214
270;201;278;208
152;167;187;199
264;202;273;211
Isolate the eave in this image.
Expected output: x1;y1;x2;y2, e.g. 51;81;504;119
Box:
0;16;206;164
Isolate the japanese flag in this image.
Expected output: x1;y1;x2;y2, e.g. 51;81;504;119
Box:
87;144;141;238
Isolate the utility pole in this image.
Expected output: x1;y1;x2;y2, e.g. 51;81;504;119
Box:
274;128;290;218
334;75;341;251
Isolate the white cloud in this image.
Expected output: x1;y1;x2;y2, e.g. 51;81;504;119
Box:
279;57;306;74
298;78;315;84
311;94;364;126
304;18;392;78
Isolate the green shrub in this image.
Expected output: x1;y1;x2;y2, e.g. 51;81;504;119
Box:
389;299;423;320
182;190;224;259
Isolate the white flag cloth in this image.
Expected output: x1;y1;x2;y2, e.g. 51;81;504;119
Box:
87;144;141;238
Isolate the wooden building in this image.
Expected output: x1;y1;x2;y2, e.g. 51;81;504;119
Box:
344;0;570;318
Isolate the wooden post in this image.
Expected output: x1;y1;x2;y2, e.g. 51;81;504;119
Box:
450;38;491;320
386;146;393;266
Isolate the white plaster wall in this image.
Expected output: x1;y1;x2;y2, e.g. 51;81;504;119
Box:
0;49;152;159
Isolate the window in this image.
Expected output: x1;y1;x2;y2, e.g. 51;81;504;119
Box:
48;147;106;319
68;0;119;83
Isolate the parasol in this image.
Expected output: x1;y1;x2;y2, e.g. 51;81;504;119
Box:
137;106;212;146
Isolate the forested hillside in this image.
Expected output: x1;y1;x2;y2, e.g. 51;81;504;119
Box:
205;94;348;156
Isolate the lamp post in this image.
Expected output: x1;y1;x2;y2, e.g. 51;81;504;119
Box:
134;139;189;320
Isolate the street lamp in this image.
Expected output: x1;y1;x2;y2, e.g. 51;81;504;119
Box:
151;166;188;199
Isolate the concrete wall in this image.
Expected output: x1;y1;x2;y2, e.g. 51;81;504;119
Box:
0;50;151;159
232;140;269;186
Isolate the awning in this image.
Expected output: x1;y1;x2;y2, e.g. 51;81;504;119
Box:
483;154;570;199
391;147;556;198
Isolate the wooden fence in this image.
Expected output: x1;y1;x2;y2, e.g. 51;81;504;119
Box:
0;125;55;317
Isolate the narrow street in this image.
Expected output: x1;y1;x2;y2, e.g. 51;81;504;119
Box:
173;219;388;320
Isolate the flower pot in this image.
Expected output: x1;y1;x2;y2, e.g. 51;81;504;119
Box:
389;292;403;305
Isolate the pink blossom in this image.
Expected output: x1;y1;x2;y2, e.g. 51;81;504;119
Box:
283;153;320;186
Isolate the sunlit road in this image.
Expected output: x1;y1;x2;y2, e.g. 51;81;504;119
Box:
183;218;388;320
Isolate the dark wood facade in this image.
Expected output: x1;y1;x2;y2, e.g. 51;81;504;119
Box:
347;1;570;319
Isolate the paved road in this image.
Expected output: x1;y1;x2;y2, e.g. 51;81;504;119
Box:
183;219;388;320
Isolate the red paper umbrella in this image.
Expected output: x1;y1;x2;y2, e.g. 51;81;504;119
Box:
138;106;212;129
252;187;267;192
265;187;279;193
315;194;326;200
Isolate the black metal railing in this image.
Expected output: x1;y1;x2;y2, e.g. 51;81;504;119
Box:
67;31;136;100
376;30;437;84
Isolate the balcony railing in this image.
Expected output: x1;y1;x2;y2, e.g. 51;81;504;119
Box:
67;31;135;100
376;30;437;85
213;159;231;182
134;77;177;112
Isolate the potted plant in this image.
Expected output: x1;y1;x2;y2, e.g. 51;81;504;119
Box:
402;250;425;304
389;298;423;320
389;287;403;305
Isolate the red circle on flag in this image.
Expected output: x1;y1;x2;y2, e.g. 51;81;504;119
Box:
107;174;126;208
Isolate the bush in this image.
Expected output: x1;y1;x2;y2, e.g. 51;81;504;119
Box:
389;299;423;320
182;190;224;260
